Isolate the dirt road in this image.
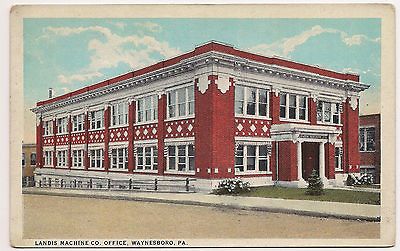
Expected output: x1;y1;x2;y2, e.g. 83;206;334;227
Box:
23;194;379;239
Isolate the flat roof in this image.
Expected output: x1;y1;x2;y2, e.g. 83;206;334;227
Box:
36;41;360;107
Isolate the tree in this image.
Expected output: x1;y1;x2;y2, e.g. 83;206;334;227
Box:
306;169;324;196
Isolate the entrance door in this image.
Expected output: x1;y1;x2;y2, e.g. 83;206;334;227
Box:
301;142;319;180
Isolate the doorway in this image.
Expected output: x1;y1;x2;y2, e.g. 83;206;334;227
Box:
301;142;319;180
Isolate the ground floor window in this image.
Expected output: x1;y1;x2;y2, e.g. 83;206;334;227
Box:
235;144;270;173
136;146;158;171
56;150;67;167
90;149;104;169
111;147;128;170
72;149;84;168
334;147;343;171
167;144;194;172
44;150;53;166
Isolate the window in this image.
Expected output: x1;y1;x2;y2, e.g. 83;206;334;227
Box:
235;144;271;173
167;86;194;119
317;101;341;124
359;127;376;152
137;95;158;123
90;149;104;169
57;117;68;134
44;150;53;166
56;150;67;167
235;85;269;117
22;153;25;166
335;147;343;171
166;144;195;172
72;149;84;168
72;114;85;132
111;147;128;170
136;146;158;171
43;120;53;136
279;93;308;121
90;110;104;129
111;102;128;126
30;153;36;166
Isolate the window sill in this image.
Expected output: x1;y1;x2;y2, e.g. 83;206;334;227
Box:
89;128;105;132
316;122;342;127
72;130;85;134
71;167;85;170
279;118;310;123
43;134;54;137
235;115;271;120
88;167;105;171
165;115;195;123
360;150;376;153
56;166;69;169
109;124;129;130
235;171;272;175
109;168;129;172
135;121;158;126
56;132;68;136
164;170;195;175
43;165;53;168
134;170;158;174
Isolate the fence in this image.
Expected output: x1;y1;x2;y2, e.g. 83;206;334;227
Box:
36;176;196;193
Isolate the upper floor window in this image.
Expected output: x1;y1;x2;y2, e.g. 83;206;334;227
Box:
137;95;158;123
359;127;376;152
111;102;128;126
90;110;104;130
280;93;307;121
43;120;53;136
72;114;85;132
235;144;271;173
235;85;269;117
57;117;68;134
167;85;194;119
317;101;340;124
30;153;37;166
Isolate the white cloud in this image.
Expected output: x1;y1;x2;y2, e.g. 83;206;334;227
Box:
250;25;380;57
114;22;127;29
44;25;181;84
134;21;162;33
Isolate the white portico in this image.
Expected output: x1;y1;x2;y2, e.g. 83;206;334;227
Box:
271;123;341;188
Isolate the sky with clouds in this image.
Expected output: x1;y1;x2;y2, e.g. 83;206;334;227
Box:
24;18;381;143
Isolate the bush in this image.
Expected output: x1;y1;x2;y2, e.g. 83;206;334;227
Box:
213;178;251;195
346;173;374;186
306;169;324;196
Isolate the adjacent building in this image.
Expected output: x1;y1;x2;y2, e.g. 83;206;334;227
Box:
31;41;369;191
359;114;381;184
22;143;36;187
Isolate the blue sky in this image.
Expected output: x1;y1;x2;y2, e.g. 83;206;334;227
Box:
24;18;381;143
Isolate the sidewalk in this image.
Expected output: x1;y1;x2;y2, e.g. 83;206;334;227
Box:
23;187;380;222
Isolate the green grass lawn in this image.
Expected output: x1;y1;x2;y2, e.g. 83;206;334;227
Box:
239;186;380;205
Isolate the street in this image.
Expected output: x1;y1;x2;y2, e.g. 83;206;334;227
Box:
23;194;379;239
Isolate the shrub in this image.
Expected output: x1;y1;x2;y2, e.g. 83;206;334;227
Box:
213;178;251;195
306;169;324;196
346;173;374;186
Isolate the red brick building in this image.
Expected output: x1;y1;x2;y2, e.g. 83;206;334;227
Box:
359;114;381;183
31;41;369;191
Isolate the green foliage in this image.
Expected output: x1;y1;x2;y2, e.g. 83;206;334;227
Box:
213;178;251;195
306;169;324;196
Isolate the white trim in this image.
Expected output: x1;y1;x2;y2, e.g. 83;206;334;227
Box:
43;146;54;151
164;171;196;176
134;139;158;146
164;137;195;145
55;145;68;151
88;104;105;112
164;115;195;122
88;143;105;149
235;137;272;142
109;141;129;148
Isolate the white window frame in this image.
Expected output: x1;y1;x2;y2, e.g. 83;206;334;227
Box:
72;149;84;169
43;149;53;167
111;101;128;127
57;117;68;134
135;145;158;172
89;148;104;170
136;95;158;124
110;146;128;171
72;114;85;132
279;93;308;121
43;120;53;136
89;109;104;130
334;147;343;171
359;126;376;152
317;101;341;125
56;150;68;168
167;85;195;120
166;144;195;174
234;144;271;174
235;85;270;118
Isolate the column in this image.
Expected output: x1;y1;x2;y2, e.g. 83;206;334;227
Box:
67;115;72;169
319;142;329;185
309;95;317;125
297;142;306;187
270;89;280;124
128;99;135;173
157;93;166;176
36;115;43;168
84;110;89;170
104;104;110;172
53;118;57;168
